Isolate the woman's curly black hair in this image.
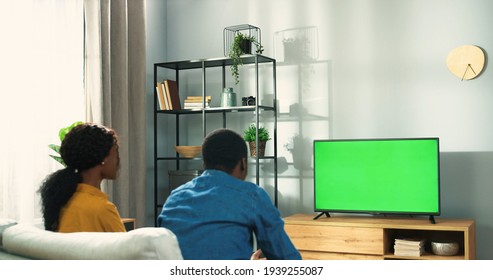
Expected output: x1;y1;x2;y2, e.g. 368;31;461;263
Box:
38;123;118;231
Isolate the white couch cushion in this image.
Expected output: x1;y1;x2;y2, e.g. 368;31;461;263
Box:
3;224;183;260
0;218;17;246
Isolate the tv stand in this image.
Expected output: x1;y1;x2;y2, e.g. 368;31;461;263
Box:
313;212;330;220
284;214;475;260
429;215;436;224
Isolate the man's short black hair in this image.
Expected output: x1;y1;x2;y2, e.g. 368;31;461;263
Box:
202;128;247;173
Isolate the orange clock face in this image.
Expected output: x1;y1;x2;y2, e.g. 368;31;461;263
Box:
446;45;485;80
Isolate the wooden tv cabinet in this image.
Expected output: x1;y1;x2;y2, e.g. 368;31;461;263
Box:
284;214;475;260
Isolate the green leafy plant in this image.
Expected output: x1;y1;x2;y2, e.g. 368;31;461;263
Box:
243;124;271;142
229;33;264;85
49;121;83;166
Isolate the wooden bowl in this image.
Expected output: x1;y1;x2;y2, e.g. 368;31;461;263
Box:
175;145;201;158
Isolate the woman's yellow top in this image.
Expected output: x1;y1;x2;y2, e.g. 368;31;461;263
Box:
58;183;126;232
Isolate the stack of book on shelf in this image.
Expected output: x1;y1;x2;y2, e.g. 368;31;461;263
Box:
183;95;212;109
155;80;181;110
393;238;426;257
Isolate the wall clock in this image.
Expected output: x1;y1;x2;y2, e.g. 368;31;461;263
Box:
446;45;485;80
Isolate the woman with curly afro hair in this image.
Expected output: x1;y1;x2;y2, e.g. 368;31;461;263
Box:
38;123;125;232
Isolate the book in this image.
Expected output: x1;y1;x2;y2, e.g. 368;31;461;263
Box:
393;238;426;257
393;247;424;257
184;106;210;109
160;82;171;109
156;82;169;110
184;101;210;107
185;95;212;101
183;95;211;109
184;102;211;105
184;102;210;109
156;84;165;110
184;99;212;104
163;80;181;110
394;238;426;247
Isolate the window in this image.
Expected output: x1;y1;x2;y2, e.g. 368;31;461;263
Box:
0;0;84;224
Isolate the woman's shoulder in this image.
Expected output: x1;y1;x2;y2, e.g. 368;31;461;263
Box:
71;184;115;208
76;184;108;197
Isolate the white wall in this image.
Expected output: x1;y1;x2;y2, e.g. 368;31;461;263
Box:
146;0;493;259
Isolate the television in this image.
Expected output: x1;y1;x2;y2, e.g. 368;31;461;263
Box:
313;138;440;222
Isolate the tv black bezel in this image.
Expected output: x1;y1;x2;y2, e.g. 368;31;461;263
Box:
313;137;441;218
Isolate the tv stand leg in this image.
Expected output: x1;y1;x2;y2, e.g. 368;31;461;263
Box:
429;215;436;224
313;212;330;220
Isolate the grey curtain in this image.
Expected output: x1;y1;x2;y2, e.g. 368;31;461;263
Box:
84;0;147;227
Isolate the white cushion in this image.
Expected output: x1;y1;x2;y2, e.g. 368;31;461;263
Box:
0;218;17;246
3;224;183;260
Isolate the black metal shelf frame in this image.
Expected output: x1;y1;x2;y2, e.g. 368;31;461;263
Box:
153;54;278;224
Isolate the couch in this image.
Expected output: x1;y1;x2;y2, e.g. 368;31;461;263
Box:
0;219;183;260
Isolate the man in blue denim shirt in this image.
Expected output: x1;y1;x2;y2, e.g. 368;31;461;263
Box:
158;128;301;260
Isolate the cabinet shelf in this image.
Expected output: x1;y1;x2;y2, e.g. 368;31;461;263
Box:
284;214;476;260
157;105;275;115
155;54;274;70
153;55;278;225
383;253;465;260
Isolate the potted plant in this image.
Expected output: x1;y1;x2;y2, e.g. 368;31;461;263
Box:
229;33;264;85
243;124;270;157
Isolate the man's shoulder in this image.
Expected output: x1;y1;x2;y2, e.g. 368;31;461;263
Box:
168;170;269;201
200;170;262;190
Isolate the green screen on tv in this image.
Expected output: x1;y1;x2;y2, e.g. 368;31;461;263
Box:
314;138;440;215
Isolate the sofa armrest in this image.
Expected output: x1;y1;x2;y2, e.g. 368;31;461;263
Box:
0;247;30;260
3;224;183;260
0;218;17;247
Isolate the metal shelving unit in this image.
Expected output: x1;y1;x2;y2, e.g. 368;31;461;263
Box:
153;54;277;224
